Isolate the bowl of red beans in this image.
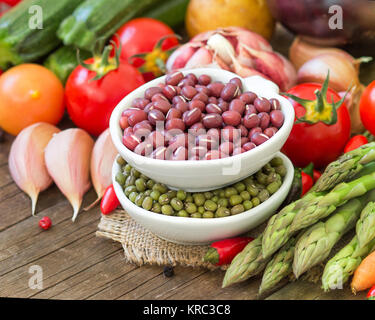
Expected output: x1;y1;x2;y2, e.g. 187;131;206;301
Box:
110;68;295;192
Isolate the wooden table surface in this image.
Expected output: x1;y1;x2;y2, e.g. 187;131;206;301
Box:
1;26;374;301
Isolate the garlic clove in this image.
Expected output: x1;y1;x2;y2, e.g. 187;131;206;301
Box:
242;44;297;91
44;128;94;222
8;122;60;215
166;43;198;71
206;33;235;65
185;47;213;69
86;128;117;210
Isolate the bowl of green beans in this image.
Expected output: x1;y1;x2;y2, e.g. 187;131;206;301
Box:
112;152;294;245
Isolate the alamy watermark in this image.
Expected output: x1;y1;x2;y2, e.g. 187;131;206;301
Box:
328;5;343;30
28;265;43;290
28;5;43;30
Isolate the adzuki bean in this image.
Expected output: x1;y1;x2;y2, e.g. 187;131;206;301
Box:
121;72;284;160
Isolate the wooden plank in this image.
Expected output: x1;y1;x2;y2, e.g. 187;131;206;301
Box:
0;134;12;166
21;238;123;299
0;192;100;275
161;270;262;300
85;265;166;300
266;280;367;300
116;266;207;300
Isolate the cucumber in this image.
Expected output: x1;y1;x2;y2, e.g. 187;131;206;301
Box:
143;0;189;28
44;46;90;85
0;0;84;69
57;0;165;51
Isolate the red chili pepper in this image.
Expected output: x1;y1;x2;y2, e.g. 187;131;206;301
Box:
301;171;314;196
367;286;375;300
344;135;368;153
39;216;52;230
203;236;254;266
100;184;120;215
2;0;21;6
313;169;322;183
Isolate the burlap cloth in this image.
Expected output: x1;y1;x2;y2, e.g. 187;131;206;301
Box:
96;210;229;270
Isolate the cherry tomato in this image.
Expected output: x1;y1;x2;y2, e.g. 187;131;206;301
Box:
360;81;375;136
282;83;351;169
65;51;145;136
344;135;368;153
301;171;314;196
112;18;179;81
0;64;64;136
313;169;322;183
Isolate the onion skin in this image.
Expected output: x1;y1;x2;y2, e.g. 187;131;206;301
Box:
8;123;60;215
44;128;94;222
297;53;359;93
289;37;358;71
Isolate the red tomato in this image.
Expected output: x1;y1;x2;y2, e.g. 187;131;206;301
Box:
344;135;368;153
282;83;351;169
65;58;144;136
313;169;322;183
301;171;314;196
360;81;375;136
112;18;179;81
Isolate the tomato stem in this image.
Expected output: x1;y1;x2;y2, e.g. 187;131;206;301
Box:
282;71;348;126
77;38;122;81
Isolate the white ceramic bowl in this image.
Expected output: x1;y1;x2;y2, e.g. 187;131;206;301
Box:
112;152;294;245
110;68;295;192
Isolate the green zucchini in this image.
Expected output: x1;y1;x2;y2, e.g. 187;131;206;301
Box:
57;0;165;52
143;0;189;28
44;46;90;84
0;0;84;69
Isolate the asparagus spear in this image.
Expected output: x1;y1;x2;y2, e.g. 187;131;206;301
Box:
262;192;325;258
259;237;297;295
314;142;375;192
356;201;375;248
321;236;375;291
262;172;375;258
293;196;366;278
222;235;270;288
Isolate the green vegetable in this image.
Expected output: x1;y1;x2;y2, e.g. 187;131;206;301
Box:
314;142;375;192
262;171;375;258
57;0;163;51
144;0;189;28
292;196;366;278
259;237;297;295
222;235;269;288
321;236;375;291
44;46;90;84
356;200;375;248
0;0;85;69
